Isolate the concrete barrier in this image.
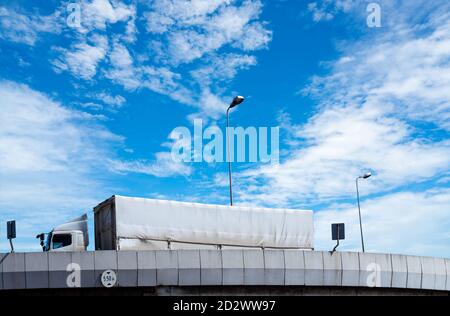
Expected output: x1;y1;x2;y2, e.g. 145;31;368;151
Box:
304;251;323;286
264;250;285;285
118;251;137;287
137;251;156;287
199;250;222;286
341;252;359;286
284;250;305;286
391;254;407;288
0;253;4;290
323;252;342;286
178;250;200;286
433;258;446;291
0;250;448;293
243;250;264;285
359;253;392;288
406;256;422;289
49;252;71;288
155;250;178;286
375;253;392;288
222;250;244;285
71;251;95;287
421;257;436;290
25;252;49;289
2;253;25;290
94;250;118;287
445;259;450;291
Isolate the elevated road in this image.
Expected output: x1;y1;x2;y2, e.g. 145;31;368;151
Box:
1;250;449;295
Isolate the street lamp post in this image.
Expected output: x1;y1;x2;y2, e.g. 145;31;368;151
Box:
356;172;372;253
226;96;245;206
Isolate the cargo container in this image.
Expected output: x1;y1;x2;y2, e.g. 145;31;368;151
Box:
37;195;314;251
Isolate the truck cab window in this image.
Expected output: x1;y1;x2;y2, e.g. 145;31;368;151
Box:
52;234;72;249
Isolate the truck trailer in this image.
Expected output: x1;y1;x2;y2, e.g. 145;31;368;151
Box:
37;195;314;252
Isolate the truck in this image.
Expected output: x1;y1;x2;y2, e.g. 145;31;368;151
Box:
36;195;314;252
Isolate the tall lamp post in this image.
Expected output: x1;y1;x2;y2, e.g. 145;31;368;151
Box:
356;172;372;253
226;96;245;206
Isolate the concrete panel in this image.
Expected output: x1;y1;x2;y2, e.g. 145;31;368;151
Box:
359;253;376;288
391;254;407;289
2;253;25;290
323;252;342;286
200;250;222;286
0;253;4;290
264;250;284;285
48;252;72;288
304;251;323;286
341;252;359;287
118;251;137;287
178;250;201;286
433;258;446;291
445;259;450;291
222;250;244;285
284;250;305;285
155;250;178;285
94;250;118;287
71;252;95;288
359;253;391;288
406;256;422;289
375;253;392;288
420;257;435;290
25;252;49;289
137;251;156;287
243;250;264;285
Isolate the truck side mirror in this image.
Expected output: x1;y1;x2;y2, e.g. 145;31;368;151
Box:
36;233;45;249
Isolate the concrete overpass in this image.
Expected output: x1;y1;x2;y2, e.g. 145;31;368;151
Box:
1;250;449;295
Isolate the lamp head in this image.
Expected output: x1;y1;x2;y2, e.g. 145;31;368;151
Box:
229;96;245;108
360;172;372;179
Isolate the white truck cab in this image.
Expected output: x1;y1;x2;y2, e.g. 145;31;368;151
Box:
37;214;89;252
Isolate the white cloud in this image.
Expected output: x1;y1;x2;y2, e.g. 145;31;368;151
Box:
109;152;192;178
105;40;196;105
218;0;450;257
92;91;126;107
52;34;108;80
146;0;271;64
0;6;61;45
77;0;136;33
0;81;123;251
304;16;450;130
314;188;450;258
108;128;193;178
191;53;257;85
44;0;270;119
104;40;140;89
236;104;450;206
145;0;232;34
307;0;355;22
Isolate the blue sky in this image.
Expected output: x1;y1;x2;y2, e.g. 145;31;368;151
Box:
0;0;449;257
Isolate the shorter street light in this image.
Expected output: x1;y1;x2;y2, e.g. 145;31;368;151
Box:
356;172;372;253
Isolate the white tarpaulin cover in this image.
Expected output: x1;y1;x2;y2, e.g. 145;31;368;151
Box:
114;196;314;249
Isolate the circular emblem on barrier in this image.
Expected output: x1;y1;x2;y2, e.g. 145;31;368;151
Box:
101;269;117;288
